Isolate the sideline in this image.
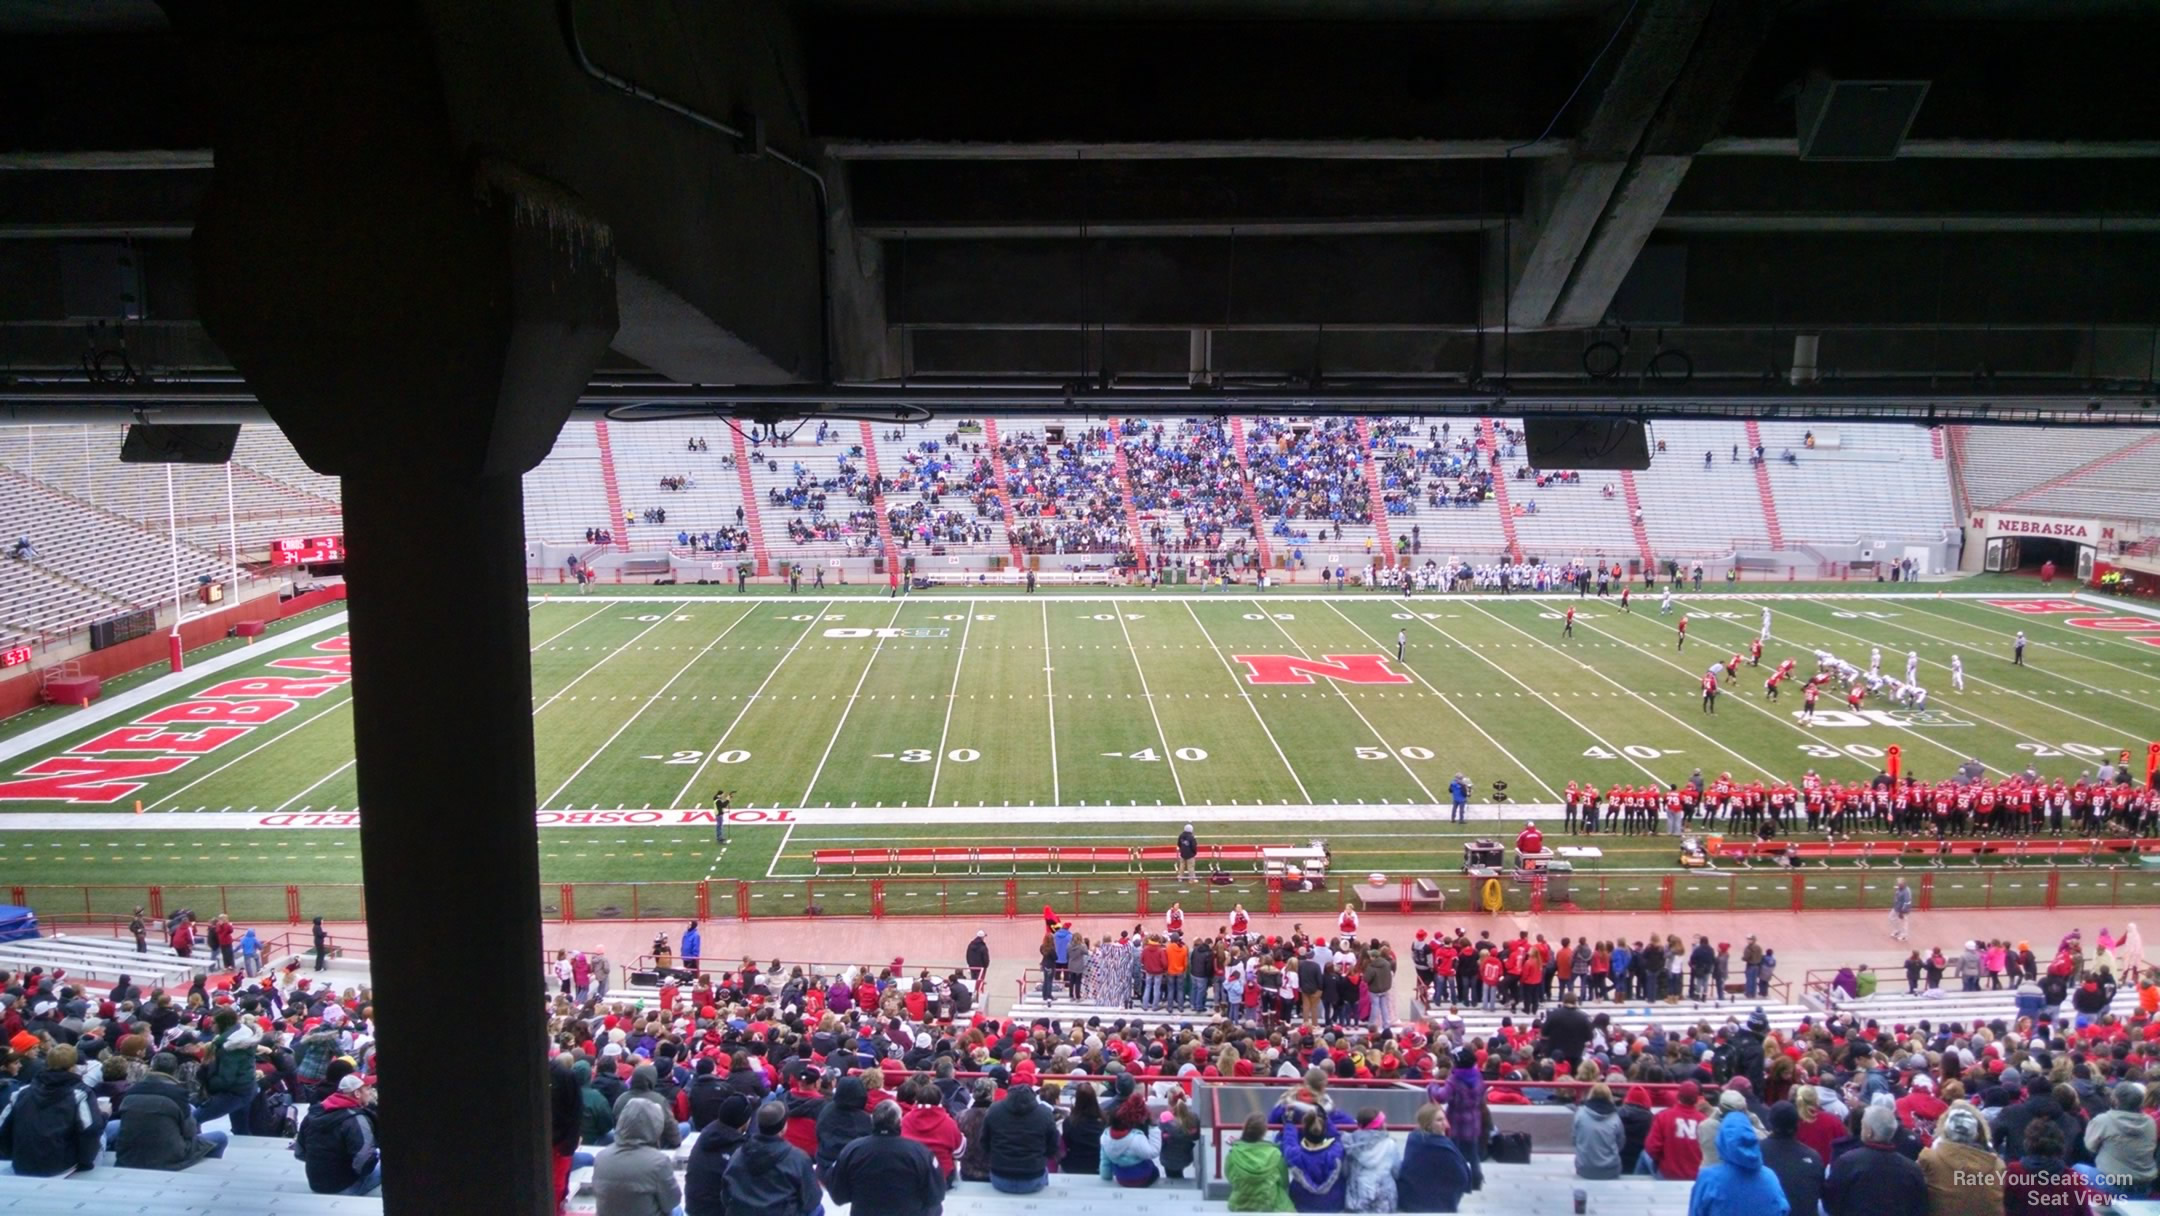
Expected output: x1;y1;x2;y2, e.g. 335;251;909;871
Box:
0;612;351;766
0;801;1576;832
533;590;2047;605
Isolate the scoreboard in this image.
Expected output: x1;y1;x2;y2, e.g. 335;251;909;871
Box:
0;645;29;669
271;536;345;565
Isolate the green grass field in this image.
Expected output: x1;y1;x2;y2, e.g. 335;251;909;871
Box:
4;579;2160;920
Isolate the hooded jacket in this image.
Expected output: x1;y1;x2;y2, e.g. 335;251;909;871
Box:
1918;1135;2004;1216
1395;1128;1471;1212
294;1091;378;1194
1343;1127;1401;1210
1758;1126;1823;1216
593;1101;683;1216
1687;1113;1788;1216
827;1124;946;1216
114;1071;217;1171
900;1100;963;1179
1646;1095;1707;1180
611;1065;682;1149
686;1072;730;1130
813;1075;873;1173
1100;1120;1163;1186
722;1123;824;1216
0;1068;102;1176
684;1117;747;1216
203;1020;262;1095
1227;1137;1295;1211
1571;1096;1624;1179
781;1081;826;1157
1281;1124;1349;1212
575;1062;616;1144
981;1085;1060;1182
1618;1086;1656;1174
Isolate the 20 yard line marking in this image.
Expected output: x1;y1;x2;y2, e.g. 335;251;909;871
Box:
926;601;976;807
541;604;759;808
666;601;836;808
1113;605;1186;805
1042;602;1061;807
798;601;910;806
1182;602;1309;803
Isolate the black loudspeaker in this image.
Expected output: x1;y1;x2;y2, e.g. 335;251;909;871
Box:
1523;417;1650;471
121;424;240;464
629;970;661;986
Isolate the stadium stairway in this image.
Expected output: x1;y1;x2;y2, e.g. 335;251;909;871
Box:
1742;420;1785;550
981;417;1029;568
1619;470;1655;568
1354;417;1394;566
1226;417;1273;571
1478;419;1522;561
1108;418;1149;569
858;421;906;578
592;419;630;552
727;425;773;576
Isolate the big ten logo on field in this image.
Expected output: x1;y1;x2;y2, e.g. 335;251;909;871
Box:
1233;654;1412;686
0;635;353;804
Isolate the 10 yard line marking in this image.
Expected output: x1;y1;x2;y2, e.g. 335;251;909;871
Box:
1112;606;1186;805
798;601;909;806
667;601;835;808
529;603;614;651
274;758;355;813
1181;602;1310;803
1042;602;1060;807
540;604;758;808
530;611;685;716
155;693;353;809
1961;598;2160;683
1325;602;1559;802
925;601;976;807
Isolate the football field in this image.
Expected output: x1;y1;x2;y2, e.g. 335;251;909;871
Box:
3;582;2159;908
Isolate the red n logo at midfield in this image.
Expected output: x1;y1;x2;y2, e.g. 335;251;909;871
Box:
1233;654;1412;685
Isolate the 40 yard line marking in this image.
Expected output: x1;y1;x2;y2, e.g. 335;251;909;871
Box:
666;601;835;808
1113;602;1186;805
798;600;909;806
1181;601;1310;803
540;604;759;808
1042;601;1060;807
925;600;976;808
1325;602;1559;801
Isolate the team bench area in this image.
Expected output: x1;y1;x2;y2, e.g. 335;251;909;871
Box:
811;842;1293;875
1711;836;2160;868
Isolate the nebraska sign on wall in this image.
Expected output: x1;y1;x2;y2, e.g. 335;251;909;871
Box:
1970;514;2114;542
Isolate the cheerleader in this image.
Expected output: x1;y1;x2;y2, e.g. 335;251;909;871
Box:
1228;904;1251;941
1337;903;1360;941
1165;903;1186;937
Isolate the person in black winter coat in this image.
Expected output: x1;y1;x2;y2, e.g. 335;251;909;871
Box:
814;1074;874;1177
724;1051;770;1102
0;1045;102;1176
1760;1101;1824;1216
116;1054;227;1170
725;1101;824;1216
981;1083;1061;1189
1061;1084;1107;1175
825;1102;946;1216
685;1094;752;1216
686;1058;730;1132
1617;1085;1656;1175
966;932;991;981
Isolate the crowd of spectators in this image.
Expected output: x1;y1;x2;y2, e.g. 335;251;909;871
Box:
1000;424;1130;556
1249;418;1372;539
1118;419;1256;553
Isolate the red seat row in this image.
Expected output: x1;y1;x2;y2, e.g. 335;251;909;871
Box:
811;842;1279;874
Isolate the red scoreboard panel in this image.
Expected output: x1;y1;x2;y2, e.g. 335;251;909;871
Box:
271;536;345;565
0;646;29;668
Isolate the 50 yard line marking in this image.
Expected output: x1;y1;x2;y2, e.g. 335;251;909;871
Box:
1325;602;1558;801
798;600;910;806
1255;605;1436;803
1112;605;1186;805
1042;601;1060;806
925;601;976;808
666;600;835;808
540;604;758;808
1182;602;1310;802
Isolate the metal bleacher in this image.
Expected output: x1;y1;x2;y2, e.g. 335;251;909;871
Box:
1755;421;1955;546
1632;420;1773;556
1955;425;2143;510
0;1126;382;1214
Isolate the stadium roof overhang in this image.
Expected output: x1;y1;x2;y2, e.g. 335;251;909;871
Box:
3;0;2159;426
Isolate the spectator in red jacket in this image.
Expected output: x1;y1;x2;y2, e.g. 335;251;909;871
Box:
1645;1081;1708;1180
898;1078;963;1183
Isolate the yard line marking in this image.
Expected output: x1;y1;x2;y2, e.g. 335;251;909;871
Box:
926;600;977;807
541;605;759;808
666;601;836;808
799;601;910;806
529;603;614;651
531;612;685;716
1958;597;2160;681
1400;604;1669;785
1113;604;1187;805
765;818;797;879
1728;597;2147;757
1463;598;1784;781
1181;602;1310;803
155;693;353;808
1324;602;1559;801
1042;601;1061;807
274;758;355;812
1561;608;1884;778
1255;606;1437;802
1892;599;2160;718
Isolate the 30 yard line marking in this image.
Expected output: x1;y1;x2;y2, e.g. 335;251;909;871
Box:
541;604;758;808
1325;602;1559;801
1112;605;1186;805
799;601;909;806
1181;602;1310;803
666;601;836;808
1042;601;1061;806
1257;606;1437;802
926;601;976;807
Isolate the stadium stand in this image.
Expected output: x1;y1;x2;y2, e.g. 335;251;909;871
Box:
1951;424;2143;510
521;421;616;547
1631;421;1775;556
0;472;227;630
1986;431;2160;521
1754;422;1956;546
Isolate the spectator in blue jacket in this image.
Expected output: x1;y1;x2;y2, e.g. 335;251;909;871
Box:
1283;1109;1350;1212
1689;1111;1789;1216
681;922;702;975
